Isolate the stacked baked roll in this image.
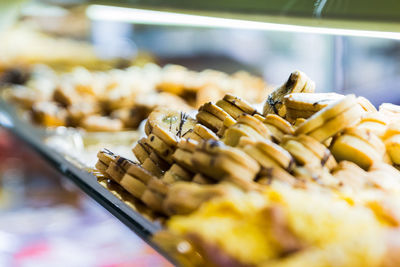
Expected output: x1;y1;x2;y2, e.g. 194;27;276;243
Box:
3;64;269;131
94;70;400;223
93;70;400;267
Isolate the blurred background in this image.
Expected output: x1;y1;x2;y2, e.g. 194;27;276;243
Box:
1;0;400;266
1;1;400;105
0;129;172;267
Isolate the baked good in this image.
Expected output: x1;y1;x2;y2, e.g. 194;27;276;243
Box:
4;63;270;132
92;70;400;267
263;70;315;117
284;92;344;122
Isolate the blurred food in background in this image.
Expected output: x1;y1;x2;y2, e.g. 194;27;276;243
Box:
1;63;268;130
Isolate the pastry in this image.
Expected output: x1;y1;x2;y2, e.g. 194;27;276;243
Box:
292;164;338;188
295;94;358;135
357;112;388;137
105;161;125;183
80;115;123;132
236;114;271;138
120;174;147;198
332;161;371;191
385;135;400;166
282;139;322;166
194;150;256;181
147;177;169;197
284;92;344;112
115;156;135;172
344;128;385;156
67;102;99;127
126;162;154;184
284;92;344;121
223;123;266;147
146;108;197;146
222;94;258;116
171;138;199;172
192;173;215;184
192;124;219;140
263;70;315;117
145;133;175;164
241;143;297;186
95;160;109;177
357;96;377;112
331;134;382;170
199;102;236;124
189;140;260;185
31;101;68;127
222;114;271;146
307;104;364;142
253;139;294;170
141;189;165;214
196;111;224;133
163;182;238;216
162;164;193;184
97;148;117;165
132;138;152;164
53;84;81;107
263;114;294;135
141;152;170;177
293;134;337;170
216;99;246;119
252;114;293;143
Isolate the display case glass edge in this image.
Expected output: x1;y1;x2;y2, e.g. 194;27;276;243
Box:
0;100;177;266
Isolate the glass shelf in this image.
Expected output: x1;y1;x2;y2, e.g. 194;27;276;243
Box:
0;99;176;266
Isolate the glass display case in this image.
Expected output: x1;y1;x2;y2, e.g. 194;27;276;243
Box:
1;1;400;266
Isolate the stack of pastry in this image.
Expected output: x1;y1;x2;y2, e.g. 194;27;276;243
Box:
95;70;400;267
3;63;269;131
156;65;268;108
